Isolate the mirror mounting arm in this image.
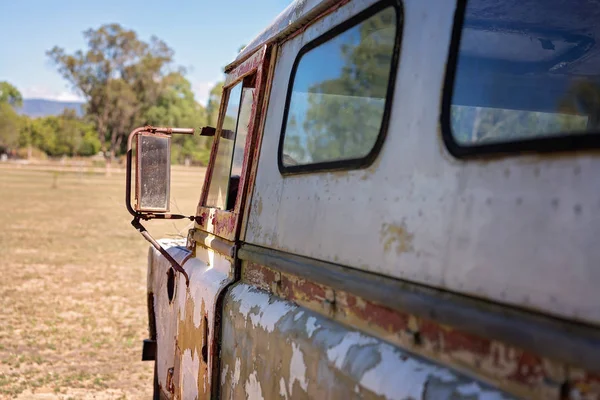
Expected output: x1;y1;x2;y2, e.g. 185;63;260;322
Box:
126;126;197;287
131;217;190;286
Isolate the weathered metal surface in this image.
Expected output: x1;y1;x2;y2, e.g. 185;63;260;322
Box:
244;0;600;326
224;47;267;87
149;239;233;399
192;230;236;258
238;244;600;375
241;261;600;399
239;44;279;243
220;281;515;399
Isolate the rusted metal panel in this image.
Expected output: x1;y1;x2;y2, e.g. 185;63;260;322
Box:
241;261;600;399
220;281;516;399
238;245;600;376
196;46;270;242
149;239;234;399
244;0;600;326
224;47;267;87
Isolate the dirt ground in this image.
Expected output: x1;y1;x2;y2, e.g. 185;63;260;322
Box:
0;164;205;399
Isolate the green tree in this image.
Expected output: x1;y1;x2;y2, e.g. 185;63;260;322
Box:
0;103;24;151
0;82;24;152
0;81;23;108
145;72;210;164
206;82;224;127
19;111;100;157
47;24;177;159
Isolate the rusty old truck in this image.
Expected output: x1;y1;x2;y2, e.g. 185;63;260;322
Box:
125;0;600;398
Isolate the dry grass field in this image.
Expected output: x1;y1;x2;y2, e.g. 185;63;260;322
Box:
0;163;205;399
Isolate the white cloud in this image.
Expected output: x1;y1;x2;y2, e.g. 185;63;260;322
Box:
191;80;216;107
21;85;84;102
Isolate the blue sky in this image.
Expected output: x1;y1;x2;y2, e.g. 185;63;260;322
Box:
0;0;292;106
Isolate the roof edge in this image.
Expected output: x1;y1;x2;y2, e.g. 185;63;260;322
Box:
225;0;344;72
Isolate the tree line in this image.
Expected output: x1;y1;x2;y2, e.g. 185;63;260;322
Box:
0;24;225;165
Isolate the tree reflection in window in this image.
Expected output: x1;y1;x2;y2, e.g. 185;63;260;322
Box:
449;0;600;146
282;6;397;167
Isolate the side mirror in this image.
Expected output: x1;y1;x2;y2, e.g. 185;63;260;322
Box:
125;126;196;285
126;126;194;218
135;132;171;213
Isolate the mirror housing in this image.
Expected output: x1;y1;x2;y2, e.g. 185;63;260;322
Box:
126;126;194;219
135;132;171;213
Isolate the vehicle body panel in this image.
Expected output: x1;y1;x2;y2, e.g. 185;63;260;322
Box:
149;239;234;399
244;0;600;326
220;281;516;400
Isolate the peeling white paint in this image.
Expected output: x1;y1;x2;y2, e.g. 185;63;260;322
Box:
231;284;296;332
150;242;189;392
289;343;308;394
327;332;377;369
361;344;431;400
293;311;304;321
245;371;264;400
430;367;458;383
279;377;288;399
457;382;482;396
221;364;229;386
233;357;241;386
150;239;233;398
456;382;510;400
182;348;200;400
305;316;319;338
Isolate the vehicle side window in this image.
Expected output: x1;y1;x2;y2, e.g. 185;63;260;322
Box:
443;0;600;156
206;76;255;210
279;2;401;173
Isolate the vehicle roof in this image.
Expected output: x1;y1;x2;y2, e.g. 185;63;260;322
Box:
225;0;341;72
227;0;600;77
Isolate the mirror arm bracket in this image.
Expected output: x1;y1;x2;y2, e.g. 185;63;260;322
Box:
131;217;190;286
126;126;198;287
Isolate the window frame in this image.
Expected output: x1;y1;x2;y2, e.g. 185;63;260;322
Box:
277;0;404;175
196;46;268;241
440;0;600;159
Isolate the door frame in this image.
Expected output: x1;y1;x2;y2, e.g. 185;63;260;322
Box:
196;45;270;242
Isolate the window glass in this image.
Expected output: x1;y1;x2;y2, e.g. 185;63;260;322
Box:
450;0;600;146
281;6;397;167
205;83;242;209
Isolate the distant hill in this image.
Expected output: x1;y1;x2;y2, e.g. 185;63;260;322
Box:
18;99;85;118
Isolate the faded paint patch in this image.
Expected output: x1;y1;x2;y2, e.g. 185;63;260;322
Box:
221;364;229;386
181;348;200;400
294;311;304;321
245;371;264;400
381;222;414;254
455;382;509;400
289;343;308;394
279;377;289;399
305;316;319;338
256;196;263;216
233;357;241;386
361;345;429;400
327;332;378;369
231;284;296;332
